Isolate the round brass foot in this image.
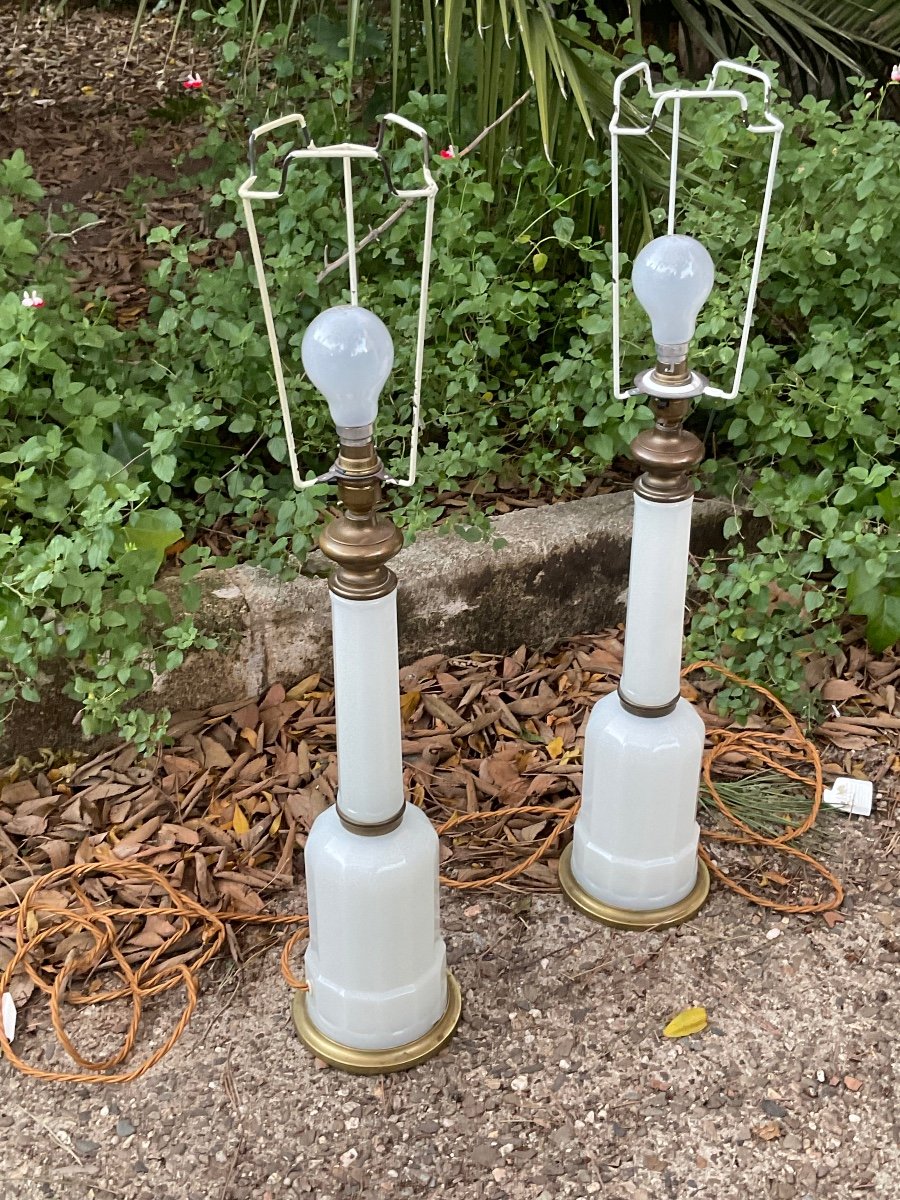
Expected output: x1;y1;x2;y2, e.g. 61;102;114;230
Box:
558;844;710;930
292;972;462;1074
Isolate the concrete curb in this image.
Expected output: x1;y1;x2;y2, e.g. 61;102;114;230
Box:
154;492;734;714
6;493;735;757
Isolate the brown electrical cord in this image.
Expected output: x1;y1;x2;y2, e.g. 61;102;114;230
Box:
685;661;844;914
0;667;841;1084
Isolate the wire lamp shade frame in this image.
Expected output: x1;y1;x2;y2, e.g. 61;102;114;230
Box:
238;113;438;490
611;60;784;403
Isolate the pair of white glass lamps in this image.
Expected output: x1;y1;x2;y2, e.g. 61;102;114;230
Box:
294;235;712;1065
240;61;782;1072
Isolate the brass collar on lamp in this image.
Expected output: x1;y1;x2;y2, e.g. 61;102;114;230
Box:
631;395;705;505
318;439;403;603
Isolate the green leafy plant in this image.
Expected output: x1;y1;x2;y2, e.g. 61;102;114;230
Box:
3;25;898;745
0;152;218;748
682;78;900;705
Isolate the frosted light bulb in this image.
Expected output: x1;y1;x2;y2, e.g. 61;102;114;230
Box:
631;235;715;364
301;305;394;433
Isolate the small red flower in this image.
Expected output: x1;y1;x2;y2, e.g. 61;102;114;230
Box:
182;71;203;91
892;64;900;83
440;147;455;159
21;290;44;308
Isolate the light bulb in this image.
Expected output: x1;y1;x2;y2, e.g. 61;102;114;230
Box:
631;235;715;364
301;305;394;435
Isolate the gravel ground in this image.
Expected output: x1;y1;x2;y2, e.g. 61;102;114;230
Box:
0;820;898;1200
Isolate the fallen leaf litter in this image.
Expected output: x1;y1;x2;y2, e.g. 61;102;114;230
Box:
2;627;893;1084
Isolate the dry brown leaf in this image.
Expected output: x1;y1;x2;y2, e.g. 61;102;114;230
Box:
201;737;233;771
821;679;865;702
0;781;40;808
286;673;321;701
285;789;329;831
400;690;422;723
5;814;47;838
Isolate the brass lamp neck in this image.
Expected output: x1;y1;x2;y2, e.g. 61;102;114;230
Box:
318;438;403;601
631;395;704;504
652;357;691;387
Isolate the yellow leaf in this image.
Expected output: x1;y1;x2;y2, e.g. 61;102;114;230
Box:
269;811;282;836
399;690;421;722
546;736;564;759
232;803;250;836
286;673;320;700
240;726;257;748
25;910;39;939
663;1006;708;1038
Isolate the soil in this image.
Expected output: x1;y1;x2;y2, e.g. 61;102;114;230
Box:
1;1;218;322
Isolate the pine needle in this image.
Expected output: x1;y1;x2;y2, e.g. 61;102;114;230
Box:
699;770;834;845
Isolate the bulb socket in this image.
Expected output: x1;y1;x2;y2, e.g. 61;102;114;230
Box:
335;422;376;448
652;357;691;387
335;438;381;478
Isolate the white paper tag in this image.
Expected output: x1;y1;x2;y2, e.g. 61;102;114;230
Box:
1;992;16;1043
823;776;873;817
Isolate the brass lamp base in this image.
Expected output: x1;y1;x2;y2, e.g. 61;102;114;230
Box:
558;844;710;930
292;973;462;1075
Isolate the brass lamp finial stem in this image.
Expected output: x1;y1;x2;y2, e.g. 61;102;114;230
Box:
631;393;704;504
318;439;403;602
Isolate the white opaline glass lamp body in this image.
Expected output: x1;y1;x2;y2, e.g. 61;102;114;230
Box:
570;491;702;910
573;693;703;909
632;235;715;362
619;496;693;709
304;803;448;1049
300;305;394;431
331;593;404;825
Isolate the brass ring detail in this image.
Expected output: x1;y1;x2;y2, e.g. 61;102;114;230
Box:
558;844;710;930
292;972;462;1074
633;474;696;504
617;688;679;718
336;805;406;836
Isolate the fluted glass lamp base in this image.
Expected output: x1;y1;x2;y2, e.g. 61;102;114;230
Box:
292;972;461;1074
558;845;710;929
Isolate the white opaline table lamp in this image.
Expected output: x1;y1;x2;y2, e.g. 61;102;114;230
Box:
295;305;460;1071
559;61;784;929
239;116;459;1071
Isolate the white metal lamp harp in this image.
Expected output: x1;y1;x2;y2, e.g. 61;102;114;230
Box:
611;60;784;405
238;111;437;489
